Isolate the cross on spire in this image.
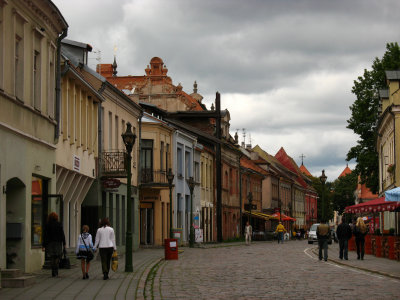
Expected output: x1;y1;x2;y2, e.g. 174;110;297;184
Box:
299;154;306;165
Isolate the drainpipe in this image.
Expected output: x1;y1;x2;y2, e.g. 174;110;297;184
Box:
136;112;143;238
55;28;68;141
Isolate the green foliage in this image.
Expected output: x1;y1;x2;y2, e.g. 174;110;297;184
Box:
331;172;358;215
347;42;400;194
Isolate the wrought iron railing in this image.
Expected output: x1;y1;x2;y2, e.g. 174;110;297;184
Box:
100;151;127;178
140;169;168;185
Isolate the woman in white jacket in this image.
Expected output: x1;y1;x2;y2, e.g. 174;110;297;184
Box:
94;218;116;280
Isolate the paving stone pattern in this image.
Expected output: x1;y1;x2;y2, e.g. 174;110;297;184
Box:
1;241;399;299
157;241;400;299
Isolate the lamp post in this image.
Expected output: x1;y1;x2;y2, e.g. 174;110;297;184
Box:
167;168;174;238
121;122;136;273
248;192;253;228
319;169;327;223
187;176;195;247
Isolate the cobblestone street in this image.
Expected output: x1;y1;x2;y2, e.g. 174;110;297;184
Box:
1;241;399;299
155;241;400;299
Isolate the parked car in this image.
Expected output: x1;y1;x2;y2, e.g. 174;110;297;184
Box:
307;223;332;244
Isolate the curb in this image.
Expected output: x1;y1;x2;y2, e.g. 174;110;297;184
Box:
136;257;163;300
310;248;400;280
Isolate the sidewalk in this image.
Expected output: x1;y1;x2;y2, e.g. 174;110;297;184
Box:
0;248;164;300
311;241;400;279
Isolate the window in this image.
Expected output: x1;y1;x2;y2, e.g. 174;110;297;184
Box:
195;162;200;183
15;36;24;100
229;168;233;194
166;143;170;170
33;31;42;110
31;177;43;246
140;139;153;182
115;115;119;149
108;112;112;150
177;147;183;176
185;151;191;178
48;46;56;118
160;142;164;171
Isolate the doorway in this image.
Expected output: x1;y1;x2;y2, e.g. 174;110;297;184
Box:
6;177;26;270
140;203;153;245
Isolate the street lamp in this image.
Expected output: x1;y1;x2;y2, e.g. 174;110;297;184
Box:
121;122;136;273
167;168;174;238
248;192;253;228
187;176;195;248
319;169;327;223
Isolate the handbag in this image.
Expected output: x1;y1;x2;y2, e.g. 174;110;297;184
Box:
59;248;71;269
81;234;94;262
111;250;118;272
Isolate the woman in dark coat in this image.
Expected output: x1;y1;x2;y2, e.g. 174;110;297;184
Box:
42;212;66;277
353;217;368;260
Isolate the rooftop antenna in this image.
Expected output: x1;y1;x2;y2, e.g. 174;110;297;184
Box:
299;154;306;165
242;128;246;147
91;49;102;74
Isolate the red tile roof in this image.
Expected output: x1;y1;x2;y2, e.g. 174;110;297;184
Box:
299;164;312;176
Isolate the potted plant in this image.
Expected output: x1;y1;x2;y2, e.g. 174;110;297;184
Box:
387;164;395;174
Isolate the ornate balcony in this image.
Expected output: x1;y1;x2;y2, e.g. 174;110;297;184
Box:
100;151;127;178
140;169;168;187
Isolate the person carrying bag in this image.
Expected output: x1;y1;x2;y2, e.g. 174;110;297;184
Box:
76;225;95;279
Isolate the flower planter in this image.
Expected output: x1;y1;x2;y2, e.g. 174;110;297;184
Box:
364;235;372;255
375;236;382;257
387;236;396;260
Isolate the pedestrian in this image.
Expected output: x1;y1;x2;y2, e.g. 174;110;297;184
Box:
316;220;330;261
336;218;352;260
42;212;66;277
76;225;95;279
275;222;286;244
353;217;368;260
94;217;116;280
245;221;252;245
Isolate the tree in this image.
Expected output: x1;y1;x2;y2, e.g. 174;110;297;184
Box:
309;176;333;223
347;43;400;194
332;172;358;215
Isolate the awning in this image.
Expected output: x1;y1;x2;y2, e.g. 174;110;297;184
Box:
271;212;296;221
243;211;278;221
344;196;400;214
385;187;400;202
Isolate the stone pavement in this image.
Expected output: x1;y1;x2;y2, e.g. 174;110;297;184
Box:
313;242;400;280
0;248;163;300
1;240;399;299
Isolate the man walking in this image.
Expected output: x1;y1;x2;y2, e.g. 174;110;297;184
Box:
275;222;286;244
336;218;352;260
317;221;330;261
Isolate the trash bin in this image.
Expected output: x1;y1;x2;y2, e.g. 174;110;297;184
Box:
164;238;178;260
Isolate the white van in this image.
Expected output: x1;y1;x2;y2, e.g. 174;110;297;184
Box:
307;223;332;244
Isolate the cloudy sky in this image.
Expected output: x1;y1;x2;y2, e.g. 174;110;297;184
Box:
53;0;399;180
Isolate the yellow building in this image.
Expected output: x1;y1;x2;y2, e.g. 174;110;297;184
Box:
377;70;400;232
200;147;214;242
0;0;67;272
57;40;103;248
81;60;142;251
140;112;174;246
